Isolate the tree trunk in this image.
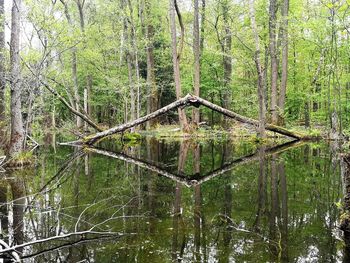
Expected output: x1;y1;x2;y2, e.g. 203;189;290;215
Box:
269;0;278;124
221;0;232;127
145;0;158;128
278;0;289;125
60;0;82;129
200;0;205;53
127;0;141;120
8;0;25;157
0;0;5;131
122;0;136;125
169;0;188;130
249;0;266;138
192;0;200;126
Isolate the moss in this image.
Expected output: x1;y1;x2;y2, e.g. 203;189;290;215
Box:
121;132;142;145
6;151;35;168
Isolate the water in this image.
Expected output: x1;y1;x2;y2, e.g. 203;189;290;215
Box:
0;137;345;262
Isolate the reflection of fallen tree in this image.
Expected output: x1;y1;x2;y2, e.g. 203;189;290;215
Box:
21;235;117;260
0;230;128;256
85;140;304;187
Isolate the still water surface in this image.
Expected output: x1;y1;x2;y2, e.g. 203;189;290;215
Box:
0;138;345;262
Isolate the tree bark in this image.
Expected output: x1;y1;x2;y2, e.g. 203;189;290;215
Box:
169;0;188;130
0;0;5;129
249;0;266;138
269;0;278;124
278;0;289;125
8;0;25;157
192;0;200;125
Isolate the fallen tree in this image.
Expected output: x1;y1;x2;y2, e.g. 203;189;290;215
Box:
41;81;103;132
68;94;306;145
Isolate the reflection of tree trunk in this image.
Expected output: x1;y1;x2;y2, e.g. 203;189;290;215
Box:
172;182;180;258
269;154;279;260
193;143;201;261
172;141;189;260
254;146;266;231
147;137;159;233
178;140;190;175
9;175;24;253
194;184;201;262
340;155;350;262
220;184;232;263
279;161;288;261
0;185;8;243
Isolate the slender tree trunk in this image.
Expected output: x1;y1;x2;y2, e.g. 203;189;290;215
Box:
76;0;94;129
122;0;136;125
192;0;200;126
269;0;278;124
8;0;25;157
200;0;205;54
60;0;82;129
145;0;158;128
127;0;141;120
169;0;188;130
249;0;266;138
221;0;232;127
278;0;289;125
0;0;5;131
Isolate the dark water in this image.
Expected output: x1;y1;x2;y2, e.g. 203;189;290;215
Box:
0;138;346;262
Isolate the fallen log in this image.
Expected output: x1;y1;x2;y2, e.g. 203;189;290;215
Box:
41;81;103;132
74;94;305;145
189;96;305;140
82;94;193;145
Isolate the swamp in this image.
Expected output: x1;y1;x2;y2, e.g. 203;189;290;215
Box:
0;137;349;262
1;0;350;262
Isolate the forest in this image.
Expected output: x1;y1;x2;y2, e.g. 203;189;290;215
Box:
1;0;350;262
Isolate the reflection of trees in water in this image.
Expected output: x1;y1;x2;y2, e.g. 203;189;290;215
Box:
0;141;344;261
341;154;350;262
